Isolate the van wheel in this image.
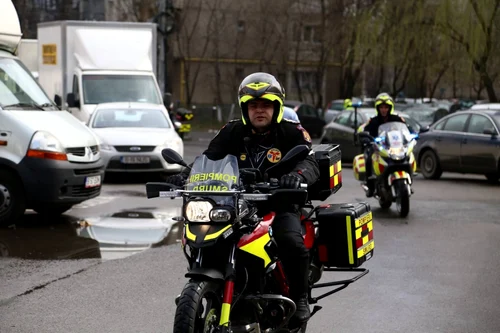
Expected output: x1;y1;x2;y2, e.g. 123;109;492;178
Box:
32;204;73;217
0;171;26;226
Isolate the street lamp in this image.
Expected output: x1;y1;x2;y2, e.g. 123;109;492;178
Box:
151;6;176;94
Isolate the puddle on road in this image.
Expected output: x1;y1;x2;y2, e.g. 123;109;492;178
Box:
0;208;183;261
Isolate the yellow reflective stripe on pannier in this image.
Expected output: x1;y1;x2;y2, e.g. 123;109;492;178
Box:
346;216;354;265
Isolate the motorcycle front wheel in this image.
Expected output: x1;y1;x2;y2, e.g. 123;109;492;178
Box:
394;180;410;218
173;280;223;333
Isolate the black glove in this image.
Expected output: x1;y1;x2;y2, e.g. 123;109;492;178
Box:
279;173;303;189
165;174;187;187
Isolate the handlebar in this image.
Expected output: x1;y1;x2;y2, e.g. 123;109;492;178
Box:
152;181;308;200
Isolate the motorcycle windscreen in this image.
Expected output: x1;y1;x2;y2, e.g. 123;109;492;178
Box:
186;154;240;194
377;121;413;146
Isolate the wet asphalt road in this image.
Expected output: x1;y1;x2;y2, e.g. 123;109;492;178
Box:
1;133;500;333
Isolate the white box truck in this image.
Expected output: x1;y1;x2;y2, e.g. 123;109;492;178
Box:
16;39;39;79
37;21;165;123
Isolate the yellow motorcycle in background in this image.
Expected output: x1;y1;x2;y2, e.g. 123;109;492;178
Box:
353;122;418;217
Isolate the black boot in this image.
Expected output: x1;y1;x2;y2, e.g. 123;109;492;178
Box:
293;293;311;323
290;256;311;324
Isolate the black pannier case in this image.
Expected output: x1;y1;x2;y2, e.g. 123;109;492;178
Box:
308;144;342;201
316;202;374;268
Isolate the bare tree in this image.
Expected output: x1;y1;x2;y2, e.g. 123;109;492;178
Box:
115;0;158;22
173;0;215;106
433;0;500;101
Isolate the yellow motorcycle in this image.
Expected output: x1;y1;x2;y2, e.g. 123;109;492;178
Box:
353;122;418;217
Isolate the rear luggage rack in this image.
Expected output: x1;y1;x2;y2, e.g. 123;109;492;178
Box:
309;267;369;304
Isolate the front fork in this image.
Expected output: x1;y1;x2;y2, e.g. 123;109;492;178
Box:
388;171;413;198
219;244;236;329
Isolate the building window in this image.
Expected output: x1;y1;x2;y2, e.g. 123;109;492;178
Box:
292;24;320;43
292;71;318;91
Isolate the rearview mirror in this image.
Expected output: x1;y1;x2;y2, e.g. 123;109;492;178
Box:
161;148;188;167
54;94;62;107
483;128;497;136
419;125;430;133
280;144;310;165
146;182;175;198
357;131;374;141
163;92;172;109
264;144;310;177
67;93;79;108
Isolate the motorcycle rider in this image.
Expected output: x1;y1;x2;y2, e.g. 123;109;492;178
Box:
166;72;320;324
361;93;406;197
344;98;354;110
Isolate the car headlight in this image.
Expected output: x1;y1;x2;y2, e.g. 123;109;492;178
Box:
185;200;214;222
27;131;67;160
161;137;183;155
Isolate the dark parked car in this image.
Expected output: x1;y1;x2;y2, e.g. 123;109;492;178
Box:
320;108;422;162
415;109;500;183
284;100;326;137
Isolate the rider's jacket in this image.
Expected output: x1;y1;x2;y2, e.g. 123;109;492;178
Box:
363;114;406;138
187;119;320;185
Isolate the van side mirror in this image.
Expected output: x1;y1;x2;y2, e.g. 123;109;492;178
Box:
54;94;62;107
67;93;79;108
163;92;172;109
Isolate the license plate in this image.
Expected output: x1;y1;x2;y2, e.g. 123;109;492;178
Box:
85;175;101;188
121;156;151;164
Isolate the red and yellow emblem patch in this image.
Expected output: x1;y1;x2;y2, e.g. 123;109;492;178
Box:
267;148;282;163
297;125;312;143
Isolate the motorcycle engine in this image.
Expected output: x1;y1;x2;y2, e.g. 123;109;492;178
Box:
263;302;285;327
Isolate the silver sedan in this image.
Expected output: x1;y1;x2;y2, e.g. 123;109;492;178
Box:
87;102;184;174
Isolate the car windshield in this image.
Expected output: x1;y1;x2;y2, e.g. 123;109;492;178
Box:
0;58;55;109
92;109;170;128
82;74;162;105
186;154;240;194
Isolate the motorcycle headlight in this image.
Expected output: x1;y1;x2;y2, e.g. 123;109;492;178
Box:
209;208;232;222
389;147;406;160
185;200;214;222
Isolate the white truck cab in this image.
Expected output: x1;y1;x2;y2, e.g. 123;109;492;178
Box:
37;21;164;123
0;1;105;225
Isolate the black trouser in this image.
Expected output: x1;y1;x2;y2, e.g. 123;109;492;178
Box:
272;211;309;299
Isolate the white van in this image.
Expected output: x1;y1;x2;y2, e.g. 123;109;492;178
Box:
0;1;104;225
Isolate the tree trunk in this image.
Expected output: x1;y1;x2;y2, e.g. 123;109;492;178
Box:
428;65;449;100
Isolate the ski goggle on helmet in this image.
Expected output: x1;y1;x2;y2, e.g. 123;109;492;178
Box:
238;72;286;125
374;93;395;115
